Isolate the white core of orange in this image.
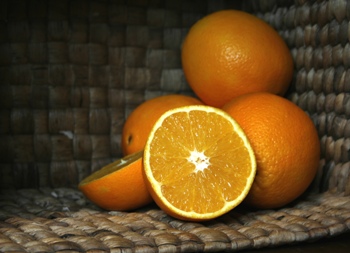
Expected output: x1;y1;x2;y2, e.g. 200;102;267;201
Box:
187;149;211;173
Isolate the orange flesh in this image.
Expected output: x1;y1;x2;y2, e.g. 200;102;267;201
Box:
145;108;255;216
79;151;143;185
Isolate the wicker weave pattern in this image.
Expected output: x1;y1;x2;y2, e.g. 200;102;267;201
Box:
243;0;350;195
0;188;349;252
0;0;237;189
1;0;350;252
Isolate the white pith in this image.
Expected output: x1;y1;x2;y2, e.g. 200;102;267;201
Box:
188;149;210;172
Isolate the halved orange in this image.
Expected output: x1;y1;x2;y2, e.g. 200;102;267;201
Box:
79;151;153;211
143;105;256;221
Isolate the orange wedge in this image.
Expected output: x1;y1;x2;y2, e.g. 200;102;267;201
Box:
79;151;153;211
143;105;256;221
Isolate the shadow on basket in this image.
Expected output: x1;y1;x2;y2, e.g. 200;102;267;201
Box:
0;0;349;252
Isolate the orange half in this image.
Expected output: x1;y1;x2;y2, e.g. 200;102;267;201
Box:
79;151;153;211
143;105;256;221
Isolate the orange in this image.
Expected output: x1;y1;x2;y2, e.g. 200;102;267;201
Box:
122;94;203;155
143;105;256;221
79;151;153;211
181;10;294;107
222;92;320;209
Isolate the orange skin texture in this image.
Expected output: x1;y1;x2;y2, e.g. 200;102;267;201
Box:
181;10;294;108
79;153;153;211
122;94;203;155
223;92;320;209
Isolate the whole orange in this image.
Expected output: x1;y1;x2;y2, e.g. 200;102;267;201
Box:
122;94;203;155
223;92;320;209
181;10;294;107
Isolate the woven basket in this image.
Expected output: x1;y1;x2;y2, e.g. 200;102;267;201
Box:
1;0;350;252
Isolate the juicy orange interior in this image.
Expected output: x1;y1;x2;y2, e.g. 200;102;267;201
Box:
148;109;254;214
79;151;143;186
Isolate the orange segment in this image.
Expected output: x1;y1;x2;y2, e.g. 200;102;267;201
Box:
143;105;256;221
79;151;153;211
